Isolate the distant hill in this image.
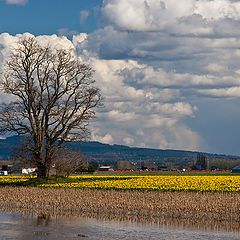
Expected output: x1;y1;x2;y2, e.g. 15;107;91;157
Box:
0;136;239;166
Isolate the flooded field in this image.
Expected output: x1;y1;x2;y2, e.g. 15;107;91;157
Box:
1;187;240;239
1;211;240;240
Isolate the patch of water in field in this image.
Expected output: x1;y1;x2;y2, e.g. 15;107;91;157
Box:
0;212;240;240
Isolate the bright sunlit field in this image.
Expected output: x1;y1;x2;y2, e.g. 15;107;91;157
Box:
45;175;240;192
1;172;240;192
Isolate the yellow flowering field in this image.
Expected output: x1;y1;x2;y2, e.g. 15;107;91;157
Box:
40;175;240;192
2;175;240;192
0;175;30;184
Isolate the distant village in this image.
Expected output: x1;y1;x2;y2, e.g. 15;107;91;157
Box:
1;153;240;176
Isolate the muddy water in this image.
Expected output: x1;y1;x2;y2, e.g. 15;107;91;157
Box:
1;212;240;240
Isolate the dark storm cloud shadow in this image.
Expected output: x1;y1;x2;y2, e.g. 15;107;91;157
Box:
186;98;240;155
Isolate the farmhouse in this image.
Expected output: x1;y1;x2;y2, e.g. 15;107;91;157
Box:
22;168;37;175
0;161;13;175
98;166;114;171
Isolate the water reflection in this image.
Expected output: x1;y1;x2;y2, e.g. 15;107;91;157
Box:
0;211;240;240
36;213;51;226
2;208;240;234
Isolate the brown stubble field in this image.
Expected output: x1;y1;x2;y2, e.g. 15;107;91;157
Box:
1;187;240;232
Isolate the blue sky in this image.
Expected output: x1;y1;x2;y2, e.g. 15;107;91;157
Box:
1;0;240;155
0;0;101;34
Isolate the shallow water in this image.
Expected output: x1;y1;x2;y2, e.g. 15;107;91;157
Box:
0;212;240;240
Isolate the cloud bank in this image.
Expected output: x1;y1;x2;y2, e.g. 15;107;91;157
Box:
1;0;240;154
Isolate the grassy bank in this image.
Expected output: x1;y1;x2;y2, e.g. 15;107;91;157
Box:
0;187;240;232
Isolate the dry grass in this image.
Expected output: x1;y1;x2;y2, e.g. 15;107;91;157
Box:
1;187;240;232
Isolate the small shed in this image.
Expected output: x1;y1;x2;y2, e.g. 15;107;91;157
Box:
232;166;240;173
98;166;114;171
192;165;205;171
0;170;8;176
22;168;37;175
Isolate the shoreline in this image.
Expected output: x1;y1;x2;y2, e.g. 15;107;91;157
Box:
1;187;240;232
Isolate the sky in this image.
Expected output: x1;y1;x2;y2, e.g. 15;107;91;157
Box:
1;0;240;155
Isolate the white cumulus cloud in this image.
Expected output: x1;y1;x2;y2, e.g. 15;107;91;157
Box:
4;0;27;5
102;0;240;36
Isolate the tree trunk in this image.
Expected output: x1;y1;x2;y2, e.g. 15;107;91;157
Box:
37;163;48;179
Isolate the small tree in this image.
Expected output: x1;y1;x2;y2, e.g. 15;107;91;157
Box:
193;154;207;170
53;148;86;177
0;37;102;178
11;136;36;173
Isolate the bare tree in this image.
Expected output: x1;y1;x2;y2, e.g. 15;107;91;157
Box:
53;148;86;177
0;37;102;178
11;136;36;173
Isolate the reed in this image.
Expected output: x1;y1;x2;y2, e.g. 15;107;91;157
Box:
1;187;240;232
